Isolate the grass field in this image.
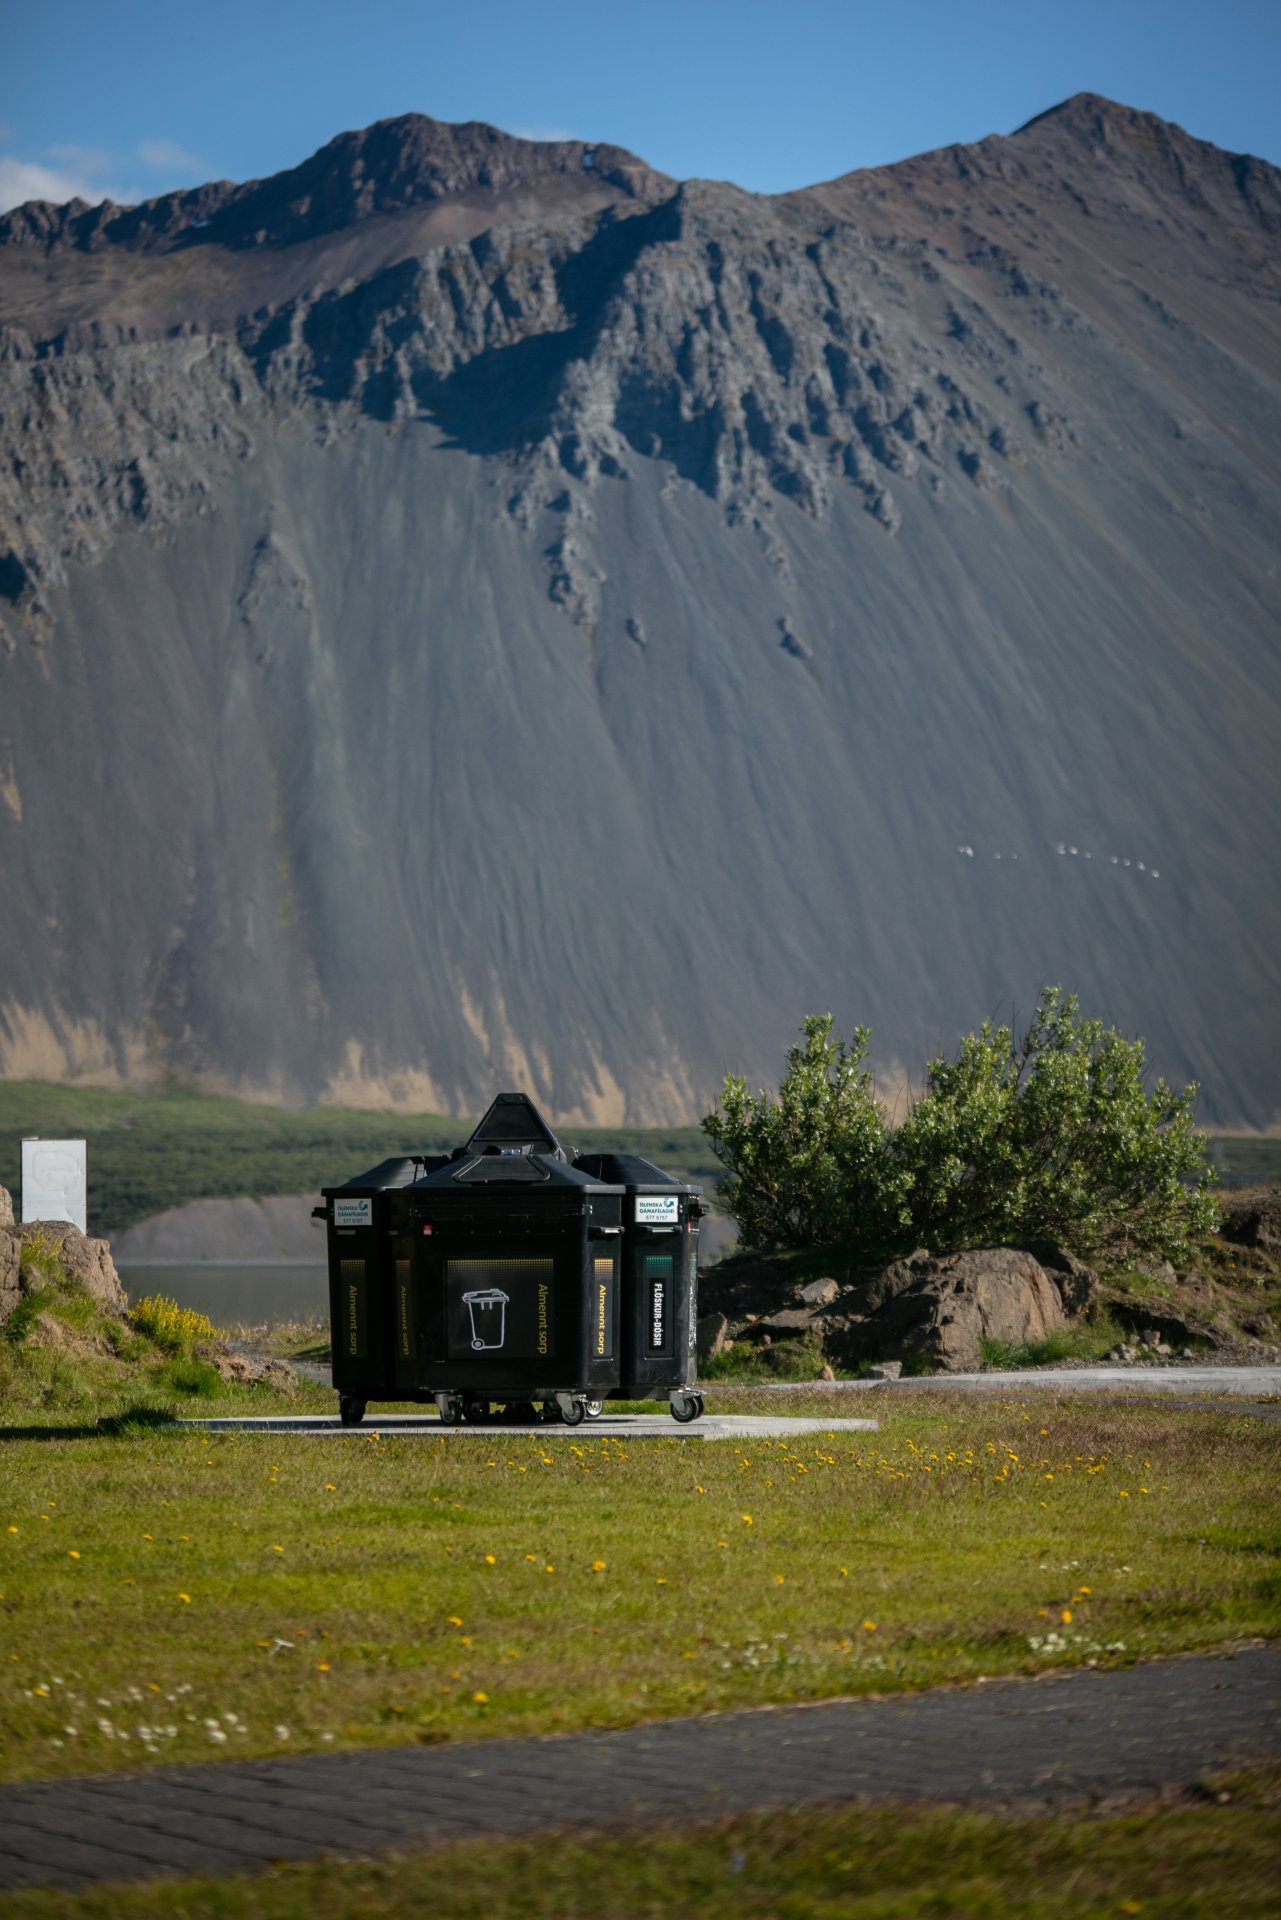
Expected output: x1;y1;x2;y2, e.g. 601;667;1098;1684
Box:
0;1082;719;1239
5;1773;1280;1919
3;1386;1277;1787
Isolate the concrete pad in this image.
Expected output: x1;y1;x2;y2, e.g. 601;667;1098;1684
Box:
178;1413;878;1439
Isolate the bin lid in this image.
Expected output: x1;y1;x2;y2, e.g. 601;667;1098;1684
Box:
321;1155;447;1198
464;1090;570;1161
574;1152;702;1196
410;1151;623;1194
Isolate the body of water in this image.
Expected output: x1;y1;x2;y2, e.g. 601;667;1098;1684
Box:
120;1264;329;1329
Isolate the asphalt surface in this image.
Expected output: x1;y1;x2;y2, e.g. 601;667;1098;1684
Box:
755;1367;1281;1398
0;1647;1276;1891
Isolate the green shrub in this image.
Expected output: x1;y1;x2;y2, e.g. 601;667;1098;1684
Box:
161;1353;222;1397
703;988;1217;1265
701;1014;907;1257
3;1286;51;1345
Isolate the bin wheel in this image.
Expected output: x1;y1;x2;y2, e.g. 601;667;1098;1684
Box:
339;1395;367;1427
463;1398;491;1425
670;1391;702;1424
583;1398;604;1420
436;1393;464;1426
557;1394;587;1427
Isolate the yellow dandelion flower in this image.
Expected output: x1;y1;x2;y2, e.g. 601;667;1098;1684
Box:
484;1554;496;1565
325;1484;336;1493
177;1592;191;1604
591;1559;606;1572
774;1574;785;1585
862;1620;877;1632
839;1567;848;1577
5;1525;16;1534
1061;1609;1073;1624
316;1661;330;1672
67;1550;80;1560
448;1615;463;1626
472;1691;489;1704
741;1515;753;1525
272;1545;284;1553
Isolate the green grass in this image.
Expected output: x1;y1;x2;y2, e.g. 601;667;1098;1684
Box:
2;1390;1277;1785
979;1312;1130;1370
1210;1135;1281;1181
0;1081;719;1238
3;1772;1280;1918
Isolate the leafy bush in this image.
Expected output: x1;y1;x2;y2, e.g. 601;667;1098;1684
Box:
160;1353;222;1397
702;1015;907;1256
703;988;1217;1265
130;1295;221;1352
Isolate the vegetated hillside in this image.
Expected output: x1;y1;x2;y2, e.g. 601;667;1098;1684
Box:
0;1081;717;1238
0;98;1278;1126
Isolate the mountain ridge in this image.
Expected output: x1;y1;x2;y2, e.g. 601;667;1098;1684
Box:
0;97;1277;1127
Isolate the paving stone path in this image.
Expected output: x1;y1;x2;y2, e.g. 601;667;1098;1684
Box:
1;1646;1276;1891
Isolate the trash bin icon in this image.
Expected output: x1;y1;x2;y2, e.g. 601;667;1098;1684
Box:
462;1288;510;1351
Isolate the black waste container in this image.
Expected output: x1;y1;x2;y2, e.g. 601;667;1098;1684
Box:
319;1155;448;1425
391;1094;625;1424
576;1153;705;1420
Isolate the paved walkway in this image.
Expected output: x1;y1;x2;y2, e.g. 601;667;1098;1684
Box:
756;1366;1281;1398
179;1413;880;1439
1;1646;1276;1891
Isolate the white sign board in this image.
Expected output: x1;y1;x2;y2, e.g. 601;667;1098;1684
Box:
21;1137;87;1233
333;1196;373;1228
635;1194;679;1225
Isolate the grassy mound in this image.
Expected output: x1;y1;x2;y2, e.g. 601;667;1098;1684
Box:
0;1234;324;1424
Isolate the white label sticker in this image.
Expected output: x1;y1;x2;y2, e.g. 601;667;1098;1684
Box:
635;1194;679;1225
333;1197;373;1228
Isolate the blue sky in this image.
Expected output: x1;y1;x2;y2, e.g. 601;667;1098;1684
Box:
3;0;1278;213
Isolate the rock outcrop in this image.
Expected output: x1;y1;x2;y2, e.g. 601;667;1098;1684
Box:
703;1241;1104;1372
823;1248;1069;1373
0;1207;128;1327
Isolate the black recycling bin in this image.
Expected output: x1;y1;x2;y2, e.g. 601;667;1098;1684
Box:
318;1155;448;1426
394;1094;625;1425
576;1154;705;1420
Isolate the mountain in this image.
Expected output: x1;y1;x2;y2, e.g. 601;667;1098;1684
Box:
0;98;1278;1127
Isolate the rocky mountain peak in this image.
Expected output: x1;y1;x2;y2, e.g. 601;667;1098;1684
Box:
0;112;671;259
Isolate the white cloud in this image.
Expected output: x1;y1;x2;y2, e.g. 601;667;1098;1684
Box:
0;131;210;214
137;137;205;175
47;143;118;176
0;156;134;213
512;126;587;144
